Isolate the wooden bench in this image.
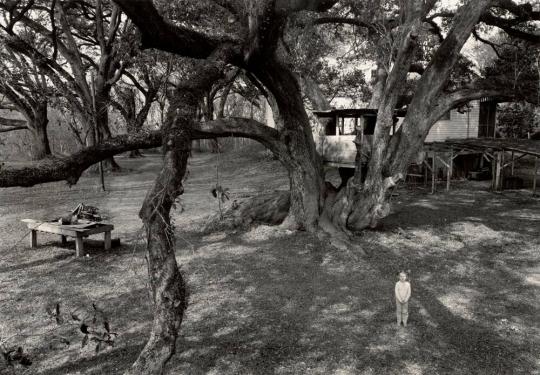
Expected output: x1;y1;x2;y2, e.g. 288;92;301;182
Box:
21;219;114;257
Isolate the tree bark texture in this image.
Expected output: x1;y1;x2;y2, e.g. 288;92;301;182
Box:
28;116;51;160
7;101;52;161
124;62;225;375
124;100;190;375
252;59;325;231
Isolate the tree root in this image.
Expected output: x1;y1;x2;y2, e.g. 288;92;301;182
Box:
203;191;290;232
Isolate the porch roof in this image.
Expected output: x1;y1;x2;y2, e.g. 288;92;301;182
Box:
313;108;407;118
426;138;540;157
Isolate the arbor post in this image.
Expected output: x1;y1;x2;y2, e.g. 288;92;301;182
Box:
446;148;453;192
533;157;538;197
491;153;497;191
511;151;515;176
494;151;503;191
431;151;436;194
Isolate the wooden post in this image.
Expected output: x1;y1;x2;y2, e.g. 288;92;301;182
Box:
491;153;496;190
511;151;515;176
431;151;436;194
534;157;538;197
104;231;112;250
480;152;485;169
75;234;84;257
30;230;37;248
501;151;505;189
446;148;453;191
494;152;502;191
424;162;428;186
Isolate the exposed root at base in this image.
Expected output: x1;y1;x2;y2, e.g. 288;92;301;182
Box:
202;191;290;232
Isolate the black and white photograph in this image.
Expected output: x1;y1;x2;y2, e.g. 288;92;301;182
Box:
0;0;539;373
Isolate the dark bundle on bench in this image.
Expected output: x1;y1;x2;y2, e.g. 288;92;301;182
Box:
71;203;103;222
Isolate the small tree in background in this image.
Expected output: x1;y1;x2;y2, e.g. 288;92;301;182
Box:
497;102;539;138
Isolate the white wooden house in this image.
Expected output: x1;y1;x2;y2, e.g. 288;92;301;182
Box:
313;99;497;167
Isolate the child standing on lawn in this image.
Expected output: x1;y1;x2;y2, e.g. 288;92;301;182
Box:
395;270;411;327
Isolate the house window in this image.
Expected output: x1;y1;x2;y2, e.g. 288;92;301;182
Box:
325;118;337;135
340;117;356;135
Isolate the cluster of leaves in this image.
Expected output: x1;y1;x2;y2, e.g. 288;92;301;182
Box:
446;55;478;91
211;185;230;203
497;102;539;139
155;0;235;38
212;184;230;220
483;36;540;97
1;346;32;368
47;302;117;355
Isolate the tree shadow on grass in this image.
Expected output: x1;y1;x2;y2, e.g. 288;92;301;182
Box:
385;188;539;236
168;220;539;374
0;253;72;274
165;231;458;374
37;341;144;375
362;242;537;374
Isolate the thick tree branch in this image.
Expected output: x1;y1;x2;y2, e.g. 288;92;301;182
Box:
0;131;162;187
194;117;280;150
106;5;122;48
0;116;280;187
428;1;540;44
0;81;33;120
113;0;227;58
434;76;539;120
313;16;379;32
0;117;27;128
275;0;337;14
95;0;107;52
472;28;504;59
0;125;27;133
412;0;493;118
110;98;129;120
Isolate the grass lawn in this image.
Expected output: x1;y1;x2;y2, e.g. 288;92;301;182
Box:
0;147;538;374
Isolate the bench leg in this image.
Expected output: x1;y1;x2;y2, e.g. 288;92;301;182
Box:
61;235;67;246
75;234;84;257
30;230;37;248
104;231;111;250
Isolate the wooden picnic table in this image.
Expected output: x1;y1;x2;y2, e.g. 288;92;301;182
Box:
21;219;114;257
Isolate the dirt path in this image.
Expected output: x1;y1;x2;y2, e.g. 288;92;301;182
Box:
0;148;538;374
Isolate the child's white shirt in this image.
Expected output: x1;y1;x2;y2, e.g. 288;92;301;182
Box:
395;281;411;303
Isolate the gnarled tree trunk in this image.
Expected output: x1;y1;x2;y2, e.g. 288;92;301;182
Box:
28;116;51;160
125;62;224;375
26;102;52;160
95;88;121;171
253;59;325;231
326;0;492;232
124;98;191;375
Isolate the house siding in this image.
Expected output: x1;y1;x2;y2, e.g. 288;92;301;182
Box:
425;100;480;142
